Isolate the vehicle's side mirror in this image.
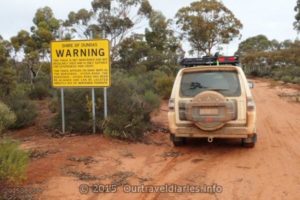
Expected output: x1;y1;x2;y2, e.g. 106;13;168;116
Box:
248;81;254;89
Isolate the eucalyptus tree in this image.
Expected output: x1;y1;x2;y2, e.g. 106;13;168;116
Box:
295;0;300;31
64;0;152;61
176;0;242;56
0;36;16;96
10;7;60;84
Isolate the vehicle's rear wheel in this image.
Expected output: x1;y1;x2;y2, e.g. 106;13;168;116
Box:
170;134;186;147
242;134;257;148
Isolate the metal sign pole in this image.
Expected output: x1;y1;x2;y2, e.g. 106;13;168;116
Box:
61;88;65;134
59;25;66;134
90;31;97;133
103;30;108;119
104;87;108;119
92;88;96;134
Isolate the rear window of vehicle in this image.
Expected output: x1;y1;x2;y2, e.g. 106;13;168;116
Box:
180;71;241;97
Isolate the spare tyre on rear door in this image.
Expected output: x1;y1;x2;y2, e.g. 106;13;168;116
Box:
186;91;237;131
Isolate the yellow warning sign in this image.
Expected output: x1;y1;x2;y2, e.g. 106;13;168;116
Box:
51;40;110;88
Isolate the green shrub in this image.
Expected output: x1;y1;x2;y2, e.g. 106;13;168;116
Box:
48;97;59;113
0;102;16;134
144;90;161;112
267;66;300;84
11;83;31;97
281;75;293;83
251;71;259;77
152;71;174;99
0;66;17;98
51;71;160;139
4;90;37;129
102;72;160;140
292;77;300;84
0;139;29;184
29;84;51;100
29;70;53;100
52;89;92;133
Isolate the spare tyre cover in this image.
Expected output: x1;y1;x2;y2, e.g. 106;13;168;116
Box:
186;91;237;131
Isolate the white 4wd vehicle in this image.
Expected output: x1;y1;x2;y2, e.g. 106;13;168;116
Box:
168;56;257;147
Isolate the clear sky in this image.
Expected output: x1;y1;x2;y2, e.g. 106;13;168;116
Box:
0;0;298;55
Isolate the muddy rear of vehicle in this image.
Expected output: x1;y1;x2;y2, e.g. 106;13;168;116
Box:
168;64;257;148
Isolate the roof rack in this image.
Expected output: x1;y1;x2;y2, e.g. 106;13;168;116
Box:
180;56;240;67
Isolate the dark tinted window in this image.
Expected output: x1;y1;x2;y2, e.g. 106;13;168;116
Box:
180;71;241;97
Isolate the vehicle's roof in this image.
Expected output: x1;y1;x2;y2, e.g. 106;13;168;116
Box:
180;65;240;73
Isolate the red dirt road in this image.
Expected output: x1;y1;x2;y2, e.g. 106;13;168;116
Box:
6;79;300;200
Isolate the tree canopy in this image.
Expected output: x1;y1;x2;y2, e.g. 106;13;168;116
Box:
116;11;183;72
64;0;153;61
295;0;300;31
176;0;242;56
10;7;60;85
236;35;273;56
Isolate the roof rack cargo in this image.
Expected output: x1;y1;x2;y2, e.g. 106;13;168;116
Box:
180;56;240;67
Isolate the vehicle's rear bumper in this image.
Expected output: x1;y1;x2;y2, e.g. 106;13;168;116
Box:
170;126;253;139
168;111;256;139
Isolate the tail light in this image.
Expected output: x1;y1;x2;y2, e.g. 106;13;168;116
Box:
218;56;237;63
218;57;225;62
247;97;255;111
169;98;175;111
